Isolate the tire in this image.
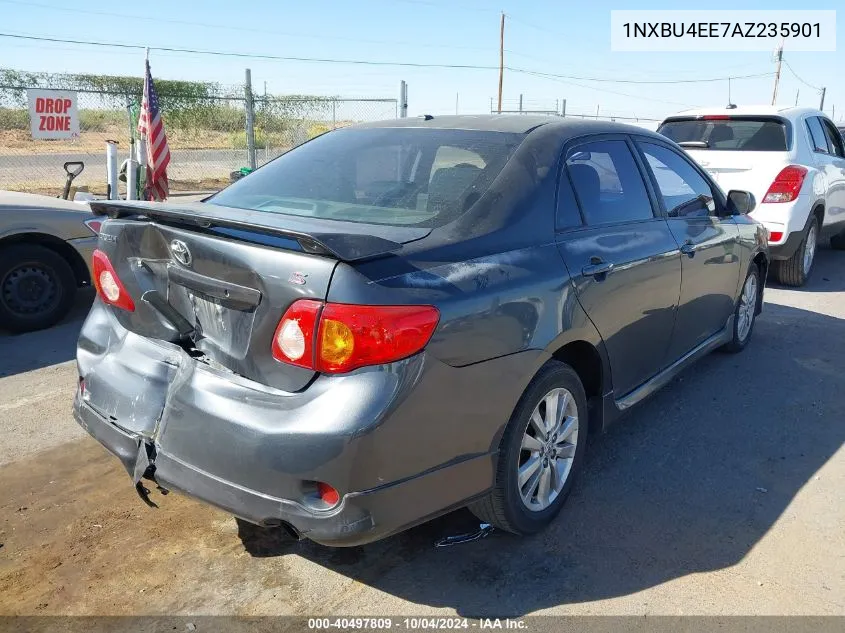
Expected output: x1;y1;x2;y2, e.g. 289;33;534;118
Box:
0;244;76;333
774;216;818;287
721;263;759;354
469;361;588;535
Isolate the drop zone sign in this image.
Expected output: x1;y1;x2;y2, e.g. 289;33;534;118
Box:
27;89;80;140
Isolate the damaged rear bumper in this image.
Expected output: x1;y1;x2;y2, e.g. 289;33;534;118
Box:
71;304;507;546
73;394;493;546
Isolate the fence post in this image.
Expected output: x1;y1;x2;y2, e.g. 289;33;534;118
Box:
519;94;523;113
561;99;566;117
399;81;408;118
332;98;337;130
244;68;257;170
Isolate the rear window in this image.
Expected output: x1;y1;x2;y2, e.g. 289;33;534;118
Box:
209;128;523;227
658;117;789;151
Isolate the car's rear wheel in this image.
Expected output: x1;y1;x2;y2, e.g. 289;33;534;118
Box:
469;361;587;535
722;262;759;354
0;244;76;333
774;217;817;287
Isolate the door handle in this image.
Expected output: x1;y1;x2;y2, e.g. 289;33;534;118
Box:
680;241;695;258
582;260;614;277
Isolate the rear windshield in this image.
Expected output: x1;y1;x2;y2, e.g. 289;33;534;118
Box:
658;117;789;151
208;127;524;227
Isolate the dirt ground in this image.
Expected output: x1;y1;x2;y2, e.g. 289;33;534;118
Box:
0;252;844;618
0;128;236;155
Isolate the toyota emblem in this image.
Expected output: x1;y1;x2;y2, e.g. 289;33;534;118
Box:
170;239;192;266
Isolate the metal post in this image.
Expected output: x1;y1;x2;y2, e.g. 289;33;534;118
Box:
244;68;257;170
126;97;136;200
562;99;566;117
136;137;147;200
490;97;494;114
819;87;826;111
105;141;119;200
519;94;523;113
332;99;337;129
399;81;408;118
795;90;800;106
456;93;459;115
596;104;600;119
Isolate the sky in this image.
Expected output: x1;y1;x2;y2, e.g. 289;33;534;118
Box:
1;0;843;124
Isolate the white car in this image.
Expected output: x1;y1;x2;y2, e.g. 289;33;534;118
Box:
658;106;845;286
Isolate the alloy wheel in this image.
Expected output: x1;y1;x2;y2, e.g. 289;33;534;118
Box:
736;272;757;343
517;387;579;512
803;222;818;277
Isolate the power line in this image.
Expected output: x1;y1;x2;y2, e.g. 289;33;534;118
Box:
508;67;775;85
511;69;700;109
0;32;501;70
0;32;778;89
0;0;497;53
506;15;568;39
783;60;823;92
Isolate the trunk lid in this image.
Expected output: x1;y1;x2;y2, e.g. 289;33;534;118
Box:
683;149;793;205
89;200;430;392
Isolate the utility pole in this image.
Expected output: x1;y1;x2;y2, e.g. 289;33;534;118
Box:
727;77;731;105
771;43;783;105
795;89;799;106
497;12;505;114
455;93;459;115
819;87;826;111
399;80;408;118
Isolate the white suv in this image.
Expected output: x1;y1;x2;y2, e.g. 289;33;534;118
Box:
658;106;845;286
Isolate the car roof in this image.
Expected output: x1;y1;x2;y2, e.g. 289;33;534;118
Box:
663;105;824;122
351;114;666;141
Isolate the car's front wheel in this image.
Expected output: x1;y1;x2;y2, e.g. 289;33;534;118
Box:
774;217;817;287
0;244;76;333
469;361;588;535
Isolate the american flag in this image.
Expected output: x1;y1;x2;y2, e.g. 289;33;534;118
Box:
137;59;170;201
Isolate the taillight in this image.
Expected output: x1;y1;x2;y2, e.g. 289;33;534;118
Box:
84;218;102;235
763;165;808;203
272;300;440;373
767;230;784;242
701;115;731;120
271;299;322;368
91;249;135;312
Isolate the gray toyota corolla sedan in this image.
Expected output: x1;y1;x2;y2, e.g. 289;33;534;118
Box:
74;115;768;546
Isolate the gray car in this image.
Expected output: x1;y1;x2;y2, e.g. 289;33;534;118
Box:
73;116;768;546
0;191;98;332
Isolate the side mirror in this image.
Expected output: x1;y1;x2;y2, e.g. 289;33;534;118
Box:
727;190;756;215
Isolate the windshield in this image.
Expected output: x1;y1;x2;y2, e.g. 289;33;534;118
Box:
658;117;789;151
209;127;524;227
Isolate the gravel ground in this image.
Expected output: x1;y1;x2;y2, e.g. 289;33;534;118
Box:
0;250;843;617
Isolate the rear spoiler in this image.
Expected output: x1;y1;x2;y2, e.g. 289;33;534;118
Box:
89;200;406;262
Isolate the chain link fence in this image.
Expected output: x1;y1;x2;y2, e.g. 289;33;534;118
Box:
0;69;397;197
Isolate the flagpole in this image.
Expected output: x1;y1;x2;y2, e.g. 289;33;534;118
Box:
137;47;150;200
